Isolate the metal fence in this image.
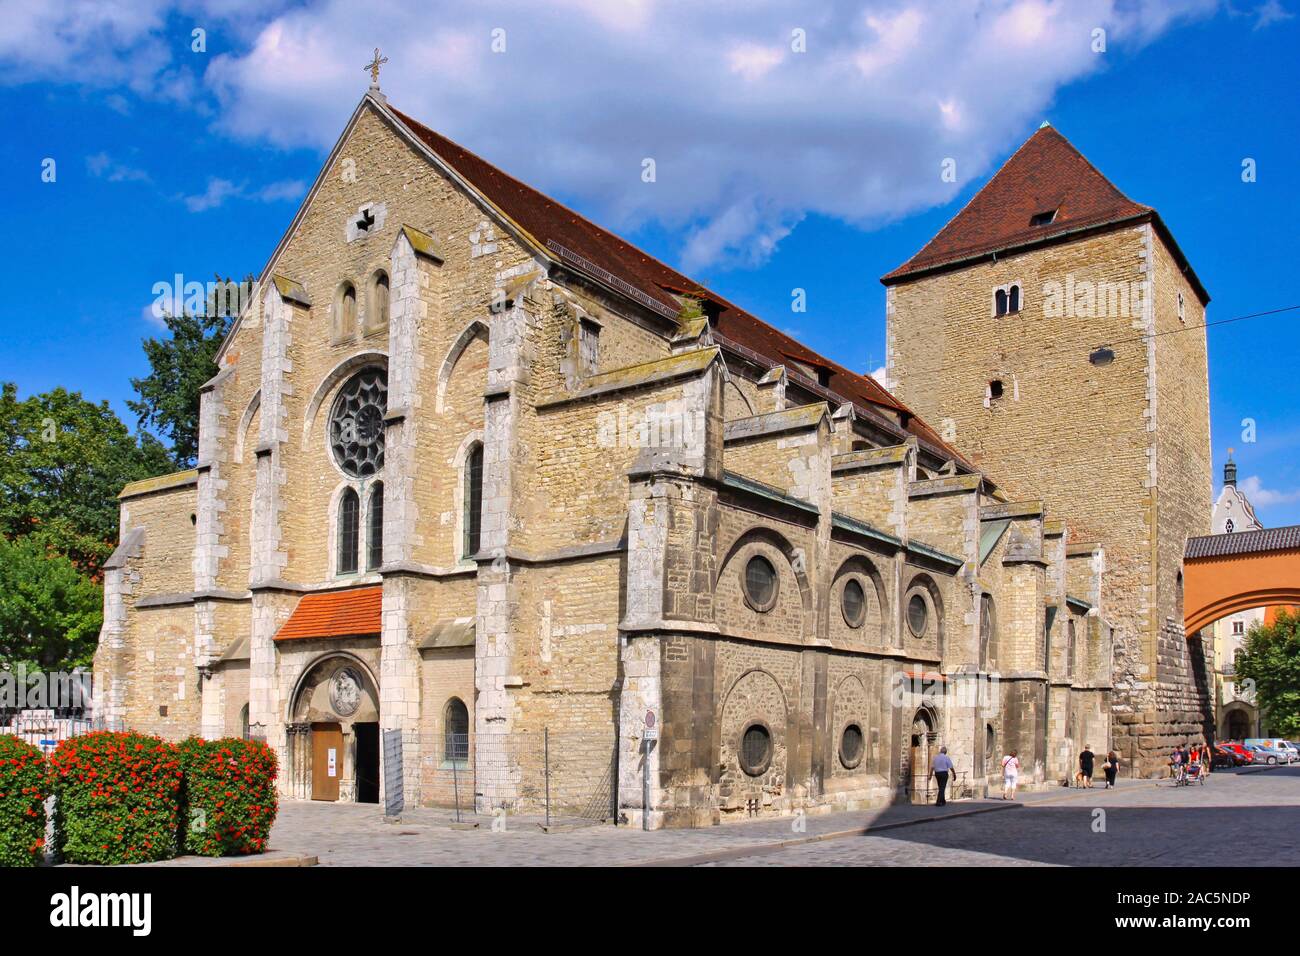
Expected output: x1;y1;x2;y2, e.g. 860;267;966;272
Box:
416;730;617;827
0;711;121;753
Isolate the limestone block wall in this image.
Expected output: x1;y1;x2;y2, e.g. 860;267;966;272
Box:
831;446;911;536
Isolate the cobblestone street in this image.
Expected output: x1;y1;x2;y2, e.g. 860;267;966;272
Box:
259;766;1300;867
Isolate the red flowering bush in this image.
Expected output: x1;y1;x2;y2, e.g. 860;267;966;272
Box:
178;736;278;857
0;736;48;867
50;731;181;865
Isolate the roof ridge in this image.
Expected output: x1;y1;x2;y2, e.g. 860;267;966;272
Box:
385;101;969;466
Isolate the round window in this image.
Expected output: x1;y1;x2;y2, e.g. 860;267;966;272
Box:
739;723;772;776
842;578;866;628
840;723;864;769
743;555;777;611
907;592;929;637
329;368;388;477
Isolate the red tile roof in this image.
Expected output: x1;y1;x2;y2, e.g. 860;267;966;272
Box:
275;586;383;642
388;104;971;469
882;125;1208;304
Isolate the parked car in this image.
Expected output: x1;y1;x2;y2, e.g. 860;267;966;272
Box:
1244;743;1290;765
1219;742;1255;764
1212;745;1249;768
1244;738;1298;760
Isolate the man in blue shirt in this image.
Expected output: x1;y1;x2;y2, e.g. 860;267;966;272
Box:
930;746;955;806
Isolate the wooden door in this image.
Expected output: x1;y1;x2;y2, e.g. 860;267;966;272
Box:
312;722;343;801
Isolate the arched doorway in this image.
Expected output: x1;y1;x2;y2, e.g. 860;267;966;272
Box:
905;708;936;803
288;655;380;803
1222;705;1254;742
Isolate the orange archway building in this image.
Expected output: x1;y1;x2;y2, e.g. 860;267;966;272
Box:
1184;526;1300;635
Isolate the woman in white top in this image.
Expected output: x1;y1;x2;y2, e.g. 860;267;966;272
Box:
1001;750;1021;800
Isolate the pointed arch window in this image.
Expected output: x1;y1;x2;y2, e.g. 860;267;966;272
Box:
366;270;389;334
338;487;360;574
463;442;484;559
367;481;384;571
334;282;358;342
1066;618;1078;679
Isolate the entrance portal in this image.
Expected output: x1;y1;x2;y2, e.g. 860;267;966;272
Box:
289;655;380;802
907;709;936;803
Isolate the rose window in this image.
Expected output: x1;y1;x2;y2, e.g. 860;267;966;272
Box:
329;368;387;477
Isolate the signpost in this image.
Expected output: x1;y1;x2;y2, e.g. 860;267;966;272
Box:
642;711;656;831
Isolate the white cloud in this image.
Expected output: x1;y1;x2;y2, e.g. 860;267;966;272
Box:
86;152;151;183
1253;0;1294;29
1239;475;1300;506
181;176;305;212
5;0;1223;268
183;177;243;212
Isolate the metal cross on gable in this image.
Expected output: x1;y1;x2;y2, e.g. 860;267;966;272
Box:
364;47;388;89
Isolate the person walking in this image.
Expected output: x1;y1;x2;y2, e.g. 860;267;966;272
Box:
1103;750;1119;788
1001;750;1021;800
930;746;955;806
1079;744;1095;788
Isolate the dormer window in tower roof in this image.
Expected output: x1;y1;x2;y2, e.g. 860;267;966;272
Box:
1030;208;1058;227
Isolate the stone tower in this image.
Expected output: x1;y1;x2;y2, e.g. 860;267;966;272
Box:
882;125;1213;775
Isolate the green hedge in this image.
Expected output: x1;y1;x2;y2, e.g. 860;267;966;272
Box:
0;736;48;867
50;731;182;865
179;737;278;856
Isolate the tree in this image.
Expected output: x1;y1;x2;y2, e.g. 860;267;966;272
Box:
0;383;171;574
1236;609;1300;739
128;275;243;467
0;535;102;670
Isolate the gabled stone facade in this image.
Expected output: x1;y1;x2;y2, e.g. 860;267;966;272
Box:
94;93;1113;826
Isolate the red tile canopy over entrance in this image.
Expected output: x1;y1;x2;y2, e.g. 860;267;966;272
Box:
275;586;383;642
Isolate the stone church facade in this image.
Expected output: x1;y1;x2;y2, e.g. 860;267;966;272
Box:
883;124;1215;776
94;90;1120;827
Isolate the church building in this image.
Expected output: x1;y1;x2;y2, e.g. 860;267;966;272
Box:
94;81;1125;826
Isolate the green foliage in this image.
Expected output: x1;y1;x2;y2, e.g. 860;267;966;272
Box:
1237;609;1300;738
0;736;48;867
50;731;182;865
0;536;102;669
179;737;278;857
128;277;241;467
676;295;705;322
0;382;171;574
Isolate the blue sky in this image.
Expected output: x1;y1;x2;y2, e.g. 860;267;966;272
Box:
1;1;1297;523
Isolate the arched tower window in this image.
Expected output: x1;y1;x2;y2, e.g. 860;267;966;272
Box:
463;442;484;559
1008;283;1021;312
338;487;360;574
367;481;384;571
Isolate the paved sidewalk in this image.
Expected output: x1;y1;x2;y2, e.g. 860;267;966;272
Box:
258;794;1017;867
139;765;1296;867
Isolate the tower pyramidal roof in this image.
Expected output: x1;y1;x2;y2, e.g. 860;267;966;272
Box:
881;125;1208;304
